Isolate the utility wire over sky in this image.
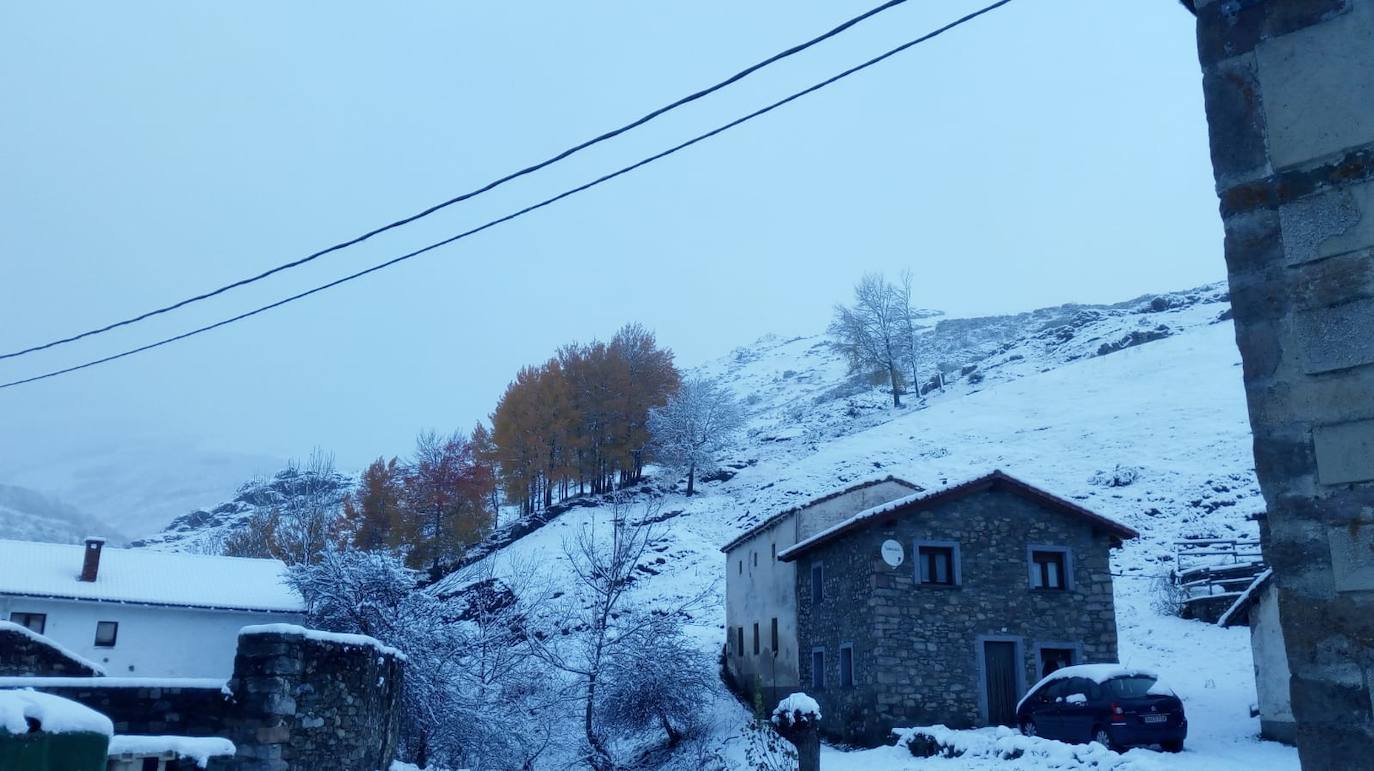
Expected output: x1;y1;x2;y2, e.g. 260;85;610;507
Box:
0;0;916;364
0;0;1015;391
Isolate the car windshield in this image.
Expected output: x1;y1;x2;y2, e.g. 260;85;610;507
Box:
1104;675;1160;698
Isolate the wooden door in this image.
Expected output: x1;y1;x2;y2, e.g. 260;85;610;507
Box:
983;640;1019;726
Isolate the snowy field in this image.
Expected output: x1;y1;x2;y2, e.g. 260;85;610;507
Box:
446;286;1299;770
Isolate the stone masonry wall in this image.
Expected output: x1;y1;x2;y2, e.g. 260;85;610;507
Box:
1;627;404;771
1193;0;1374;765
17;682;233;736
795;488;1119;746
0;622;103;677
219;628;404;771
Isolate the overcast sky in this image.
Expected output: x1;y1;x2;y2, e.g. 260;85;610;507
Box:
0;0;1219;482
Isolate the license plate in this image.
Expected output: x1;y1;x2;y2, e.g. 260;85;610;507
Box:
1143;714;1168;724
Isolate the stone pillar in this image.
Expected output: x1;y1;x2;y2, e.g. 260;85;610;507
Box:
771;696;821;771
221;627;404;771
1193;1;1374;766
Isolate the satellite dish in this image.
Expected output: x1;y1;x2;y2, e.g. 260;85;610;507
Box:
881;539;904;567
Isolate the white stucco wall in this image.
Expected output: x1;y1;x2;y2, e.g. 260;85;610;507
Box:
724;480;917;694
0;595;303;678
1250;582;1295;740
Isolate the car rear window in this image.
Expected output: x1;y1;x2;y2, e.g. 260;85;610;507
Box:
1104;675;1159;698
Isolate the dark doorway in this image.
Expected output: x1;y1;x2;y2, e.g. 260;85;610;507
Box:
983;640;1018;726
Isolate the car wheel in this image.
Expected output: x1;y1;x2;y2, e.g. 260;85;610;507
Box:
1019;719;1037;738
1162;739;1184;753
1092;727;1118;752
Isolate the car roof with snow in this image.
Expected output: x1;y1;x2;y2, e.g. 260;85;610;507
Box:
776;470;1139;561
1016;664;1172;713
0;538;304;613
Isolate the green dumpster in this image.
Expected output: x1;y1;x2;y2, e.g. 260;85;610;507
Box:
0;690;112;771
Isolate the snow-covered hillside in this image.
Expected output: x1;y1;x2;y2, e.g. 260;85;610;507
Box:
123;281;1295;768
431;282;1297;770
0;483;123;544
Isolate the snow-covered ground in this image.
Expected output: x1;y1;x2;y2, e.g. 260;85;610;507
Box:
438;284;1298;770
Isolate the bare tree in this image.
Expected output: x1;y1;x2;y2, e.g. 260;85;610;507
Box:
221;448;349;565
530;496;711;770
828;273;921;407
648;377;746;495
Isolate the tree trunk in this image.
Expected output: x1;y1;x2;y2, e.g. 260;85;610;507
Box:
889;365;903;407
686;463;696;496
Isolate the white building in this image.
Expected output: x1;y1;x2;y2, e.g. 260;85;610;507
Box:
720;477;919;703
0;537;305;678
1220;568;1296;745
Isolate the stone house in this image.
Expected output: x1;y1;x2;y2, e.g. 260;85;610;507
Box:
727;470;1137;745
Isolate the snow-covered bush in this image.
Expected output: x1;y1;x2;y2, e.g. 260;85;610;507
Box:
1089;465;1142;488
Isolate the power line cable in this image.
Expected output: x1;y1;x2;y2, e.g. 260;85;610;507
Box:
0;0;1015;391
0;0;916;363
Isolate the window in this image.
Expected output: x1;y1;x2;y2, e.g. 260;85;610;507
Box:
770;618;779;653
915;541;960;586
771;542;776;561
1038;646;1076;678
1028;547;1072;590
738;559;743;575
753;623;760;655
811;649;825;690
9;612;46;635
811;563;824;603
94;621;118;648
737;627;745;657
752;551;758;568
840;645;854;688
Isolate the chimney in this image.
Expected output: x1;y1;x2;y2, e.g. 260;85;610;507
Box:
79;537;106;582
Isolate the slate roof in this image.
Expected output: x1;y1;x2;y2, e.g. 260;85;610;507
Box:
719;476;921;553
776;470;1139;562
0;539;304;613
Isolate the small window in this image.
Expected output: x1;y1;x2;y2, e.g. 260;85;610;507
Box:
811;563;824;603
1038;646;1076;678
770;618;779;653
916;543;959;586
736;627;745;657
9;612;46;635
811;649;825;690
771;542;776;561
753;623;760;655
738;559;743;575
840;645;854;688
94;621;118;648
1029;548;1071;590
752;551;758;568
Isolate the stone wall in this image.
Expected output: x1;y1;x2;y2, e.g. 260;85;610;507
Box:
793;487;1119;746
0;621;103;677
219;627;404;771
1;626;404;771
1193;0;1374;764
17;681;233;736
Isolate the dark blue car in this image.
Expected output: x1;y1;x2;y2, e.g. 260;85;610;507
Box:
1015;665;1187;752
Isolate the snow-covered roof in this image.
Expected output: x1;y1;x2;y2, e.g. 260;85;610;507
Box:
1218;568;1274;628
108;735;236;767
776;470;1139;561
0;539;304;613
719;476;920;553
0;689;114;736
